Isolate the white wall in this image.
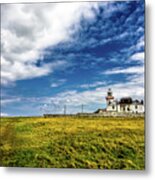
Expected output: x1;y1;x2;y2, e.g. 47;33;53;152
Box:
108;104;144;113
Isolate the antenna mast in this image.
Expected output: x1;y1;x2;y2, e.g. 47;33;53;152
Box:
64;105;66;115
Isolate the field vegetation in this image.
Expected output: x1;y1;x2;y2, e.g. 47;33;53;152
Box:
0;116;144;169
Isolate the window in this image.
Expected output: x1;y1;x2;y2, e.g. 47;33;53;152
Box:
112;105;115;109
135;105;138;109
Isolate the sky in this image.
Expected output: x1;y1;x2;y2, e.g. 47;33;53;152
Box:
1;0;145;116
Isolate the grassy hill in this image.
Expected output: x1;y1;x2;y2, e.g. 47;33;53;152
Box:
0;116;145;169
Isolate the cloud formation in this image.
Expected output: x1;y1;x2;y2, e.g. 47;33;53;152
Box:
130;52;144;62
51;79;67;88
103;66;144;75
1;3;98;85
0;112;9;117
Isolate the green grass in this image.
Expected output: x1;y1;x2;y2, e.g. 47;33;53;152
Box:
0;116;145;169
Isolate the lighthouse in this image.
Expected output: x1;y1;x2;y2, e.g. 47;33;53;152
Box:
105;88;117;111
106;88;114;106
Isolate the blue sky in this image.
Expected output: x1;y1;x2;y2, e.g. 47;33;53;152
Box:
1;1;145;116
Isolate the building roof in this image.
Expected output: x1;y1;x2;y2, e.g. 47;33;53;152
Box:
94;108;106;113
132;99;144;105
119;97;132;104
118;97;143;105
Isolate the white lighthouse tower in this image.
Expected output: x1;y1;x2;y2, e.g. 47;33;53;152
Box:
105;88;117;111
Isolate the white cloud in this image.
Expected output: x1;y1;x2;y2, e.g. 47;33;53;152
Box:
50;79;67;88
103;66;144;75
79;81;106;89
136;36;144;49
1;97;21;105
130;52;145;62
127;36;144;53
1;60;67;85
1;3;98;85
126;73;144;86
136;41;144;50
0;113;9;117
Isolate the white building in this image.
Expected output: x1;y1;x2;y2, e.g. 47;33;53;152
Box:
105;89;144;114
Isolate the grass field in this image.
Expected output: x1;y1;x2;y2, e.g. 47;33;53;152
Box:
0;116;145;169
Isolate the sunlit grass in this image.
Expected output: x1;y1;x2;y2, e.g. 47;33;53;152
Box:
0;116;144;169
